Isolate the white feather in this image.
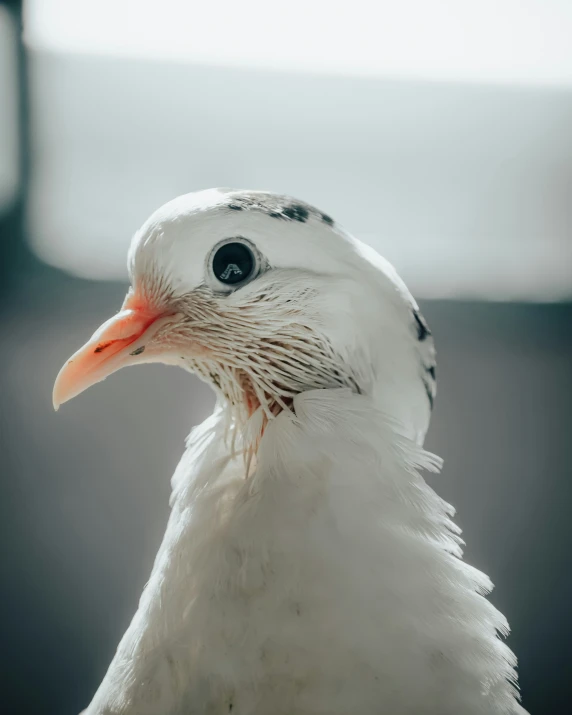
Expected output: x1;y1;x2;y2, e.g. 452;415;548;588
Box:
87;389;525;714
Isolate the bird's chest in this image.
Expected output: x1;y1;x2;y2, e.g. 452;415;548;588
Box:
164;472;435;714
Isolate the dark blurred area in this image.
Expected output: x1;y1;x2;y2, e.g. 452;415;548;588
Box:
1;2;571;714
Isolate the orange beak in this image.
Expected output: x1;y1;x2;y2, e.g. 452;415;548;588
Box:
52;304;183;410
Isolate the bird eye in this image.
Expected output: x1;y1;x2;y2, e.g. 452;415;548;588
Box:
209;238;259;289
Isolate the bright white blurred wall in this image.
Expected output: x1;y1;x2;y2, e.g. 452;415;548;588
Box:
21;0;572;300
25;0;572;85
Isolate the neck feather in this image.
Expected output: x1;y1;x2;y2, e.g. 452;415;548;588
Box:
97;388;521;714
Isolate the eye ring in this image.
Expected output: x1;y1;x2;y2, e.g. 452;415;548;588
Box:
206;237;262;292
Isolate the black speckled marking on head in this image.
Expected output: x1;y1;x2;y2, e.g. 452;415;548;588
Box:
225;192;333;226
282;203;309;222
413;309;431;341
130;345;146;356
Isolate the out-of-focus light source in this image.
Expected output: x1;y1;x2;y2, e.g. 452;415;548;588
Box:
25;0;572;86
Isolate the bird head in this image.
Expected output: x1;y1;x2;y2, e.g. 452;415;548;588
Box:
53;189;435;441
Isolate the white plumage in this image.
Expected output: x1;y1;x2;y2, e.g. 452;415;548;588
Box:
54;189;527;714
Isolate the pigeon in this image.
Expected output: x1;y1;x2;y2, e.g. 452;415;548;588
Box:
54;189;527;715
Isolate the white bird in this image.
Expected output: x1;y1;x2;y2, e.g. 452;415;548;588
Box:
54;189;527;715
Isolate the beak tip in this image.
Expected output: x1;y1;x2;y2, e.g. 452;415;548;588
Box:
52;384;63;411
52;366;71;412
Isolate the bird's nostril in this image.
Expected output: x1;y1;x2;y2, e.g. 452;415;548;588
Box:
130;345;146;356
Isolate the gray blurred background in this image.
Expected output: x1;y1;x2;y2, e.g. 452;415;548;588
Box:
1;1;571;713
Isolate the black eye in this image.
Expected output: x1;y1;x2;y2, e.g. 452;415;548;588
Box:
212;241;256;286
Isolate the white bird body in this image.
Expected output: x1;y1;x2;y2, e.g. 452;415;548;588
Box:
54;189;527;714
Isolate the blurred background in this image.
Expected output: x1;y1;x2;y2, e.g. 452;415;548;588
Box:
1;1;571;712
